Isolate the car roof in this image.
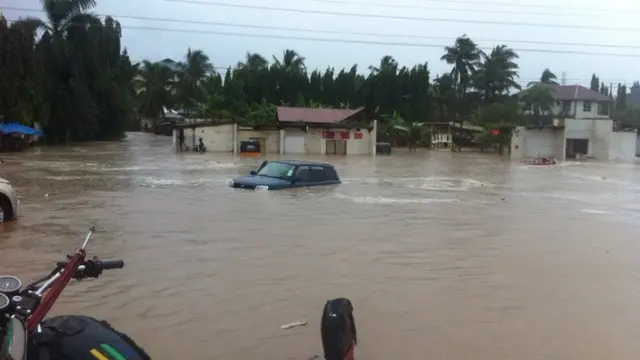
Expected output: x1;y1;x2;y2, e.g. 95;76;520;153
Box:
270;160;335;168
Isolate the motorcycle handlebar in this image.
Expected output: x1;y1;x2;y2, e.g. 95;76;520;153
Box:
94;259;125;270
55;258;125;277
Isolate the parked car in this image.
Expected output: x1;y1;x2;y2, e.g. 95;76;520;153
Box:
229;160;341;190
0;177;19;221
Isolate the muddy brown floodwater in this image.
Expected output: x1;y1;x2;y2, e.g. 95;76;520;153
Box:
2;132;640;359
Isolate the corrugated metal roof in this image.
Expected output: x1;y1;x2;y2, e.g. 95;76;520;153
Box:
276;106;365;124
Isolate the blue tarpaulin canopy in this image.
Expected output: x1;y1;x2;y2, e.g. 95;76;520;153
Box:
0;123;45;136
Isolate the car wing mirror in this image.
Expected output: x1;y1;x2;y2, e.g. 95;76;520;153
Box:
249;170;257;175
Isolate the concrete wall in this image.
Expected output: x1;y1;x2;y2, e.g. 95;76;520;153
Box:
590;119;613;160
510;127;565;160
554;127;566;161
565;118;593;140
282;127;374;155
172;124;235;152
511;121;636;162
171;120;378;156
564;119;613;159
609;131;637;161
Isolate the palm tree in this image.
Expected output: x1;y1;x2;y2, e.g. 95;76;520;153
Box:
474;45;521;102
272;49;306;75
522;84;555;127
368;55;398;75
135;60;174;130
235;52;270;104
175;48;213;115
527;68;559;87
271;49;306;105
35;0;100;37
441;35;482;96
441;35;482;150
236;52;268;72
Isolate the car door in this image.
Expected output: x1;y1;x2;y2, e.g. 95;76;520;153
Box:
292;166;312;187
308;166;328;186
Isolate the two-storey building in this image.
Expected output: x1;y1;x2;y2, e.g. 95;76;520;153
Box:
511;84;637;161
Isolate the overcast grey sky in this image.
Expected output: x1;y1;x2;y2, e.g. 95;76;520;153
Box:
3;0;640;86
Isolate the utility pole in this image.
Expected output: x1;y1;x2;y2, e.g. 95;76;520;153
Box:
561;72;567;85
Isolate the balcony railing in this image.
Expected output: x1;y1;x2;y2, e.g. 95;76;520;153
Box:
523;114;553;127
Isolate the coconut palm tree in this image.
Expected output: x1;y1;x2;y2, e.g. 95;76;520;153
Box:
527;68;559;87
271;49;306;105
135;60;174;129
272;49;306;75
175;48;213;115
441;35;482;150
35;0;100;37
441;35;482;96
474;45;521;102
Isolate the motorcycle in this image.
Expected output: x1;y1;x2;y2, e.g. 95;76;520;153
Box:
0;227;357;360
0;227;149;360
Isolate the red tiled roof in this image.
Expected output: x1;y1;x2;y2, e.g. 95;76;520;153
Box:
522;84;612;102
276;106;365;124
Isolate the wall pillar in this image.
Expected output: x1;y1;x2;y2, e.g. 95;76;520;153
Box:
279;129;285;154
232;124;238;154
371;119;378;156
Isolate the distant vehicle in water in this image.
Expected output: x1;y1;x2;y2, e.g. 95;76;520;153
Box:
239;140;262;157
229;160;341;190
0;177;19;221
375;142;392;155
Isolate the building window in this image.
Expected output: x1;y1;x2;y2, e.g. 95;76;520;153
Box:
583;101;592;112
597;102;610;116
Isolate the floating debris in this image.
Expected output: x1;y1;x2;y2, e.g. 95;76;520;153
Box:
281;321;307;329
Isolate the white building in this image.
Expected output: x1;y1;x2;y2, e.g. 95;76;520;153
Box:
172;107;378;156
511;84;637;161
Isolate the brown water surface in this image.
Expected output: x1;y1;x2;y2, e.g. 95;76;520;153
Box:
2;132;640;359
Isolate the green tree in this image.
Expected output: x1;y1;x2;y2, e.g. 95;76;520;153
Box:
527;68;558;86
590;74;600;91
474;45;521;102
175;48;214;116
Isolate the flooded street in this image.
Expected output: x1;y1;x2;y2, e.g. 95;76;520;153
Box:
3;132;640;359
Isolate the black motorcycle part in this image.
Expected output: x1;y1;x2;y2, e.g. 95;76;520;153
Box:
320;298;357;360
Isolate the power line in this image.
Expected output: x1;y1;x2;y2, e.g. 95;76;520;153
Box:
306;0;639;15
4;6;640;50
162;0;640;33
5;18;640;58
0;4;608;20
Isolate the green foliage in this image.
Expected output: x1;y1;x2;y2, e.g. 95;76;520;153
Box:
2;11;543;148
0;2;136;143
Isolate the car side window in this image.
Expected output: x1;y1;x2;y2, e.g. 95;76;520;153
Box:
295;166;311;182
309;166;327;182
324;167;338;181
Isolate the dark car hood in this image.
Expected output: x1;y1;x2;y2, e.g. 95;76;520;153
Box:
230;175;290;189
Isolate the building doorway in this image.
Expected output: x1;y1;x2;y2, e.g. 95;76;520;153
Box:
566;138;589;158
326;140;347;155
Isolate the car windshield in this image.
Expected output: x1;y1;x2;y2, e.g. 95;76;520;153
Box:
256;162;295;180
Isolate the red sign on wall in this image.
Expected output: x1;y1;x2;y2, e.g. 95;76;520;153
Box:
491;128;500;136
340;131;350;139
354;132;363;139
322;131;335;139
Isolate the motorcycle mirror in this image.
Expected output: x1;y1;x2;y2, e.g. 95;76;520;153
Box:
80;226;96;250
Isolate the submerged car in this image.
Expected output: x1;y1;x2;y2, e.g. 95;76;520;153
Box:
229;160;341;190
0;177;19;221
